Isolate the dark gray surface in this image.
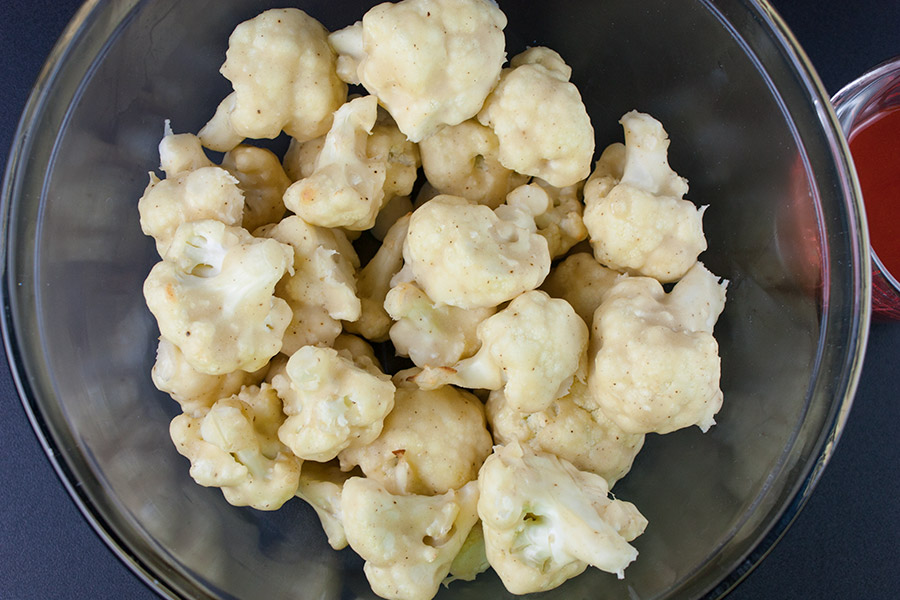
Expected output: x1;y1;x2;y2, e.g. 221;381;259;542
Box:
0;1;897;599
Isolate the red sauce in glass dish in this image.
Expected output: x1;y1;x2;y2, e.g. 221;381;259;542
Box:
848;106;900;278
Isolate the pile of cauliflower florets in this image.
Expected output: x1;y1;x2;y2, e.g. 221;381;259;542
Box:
139;1;728;599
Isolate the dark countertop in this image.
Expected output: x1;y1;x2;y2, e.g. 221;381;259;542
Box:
1;1;898;598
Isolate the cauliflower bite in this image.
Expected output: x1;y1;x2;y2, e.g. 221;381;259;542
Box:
403;194;551;309
282;96;388;231
295;460;355;550
477;442;647;594
342;477;480;600
385;281;495;368
151;337;266;417
541;252;621;325
260;215;360;354
486;378;645;488
328;0;507;142
477;47;594;188
272;345;395;462
169;384;301;510
220;145;290;232
583;110;707;282
413;290;588;414
143;220;293;375
344;214;410;343
198;8;347;151
590;262;727;434
418;119;529;208
339;375;493;495
504;181;588;259
157;125;214;177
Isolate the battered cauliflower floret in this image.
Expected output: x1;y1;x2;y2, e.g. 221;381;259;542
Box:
143;219;293;375
295;460;355;550
151;337;266;417
541;252;621;325
418;119;529;209
477;443;647;594
220;145;290;232
486;378;645;488
282;134;325;182
504;181;588;259
328;0;507;142
169;384;301;510
413;290;588;414
339;375;493;495
583;110;707;282
477;47;594;188
385;281;495;367
344;214;410;343
332;332;383;369
446;522;490;584
403;194;551;309
272;345;395;462
138;165;244;258
342;477;480;600
157;125;214;177
283;96;388;231
260;215;360;353
589;262;727;434
198;8;347;151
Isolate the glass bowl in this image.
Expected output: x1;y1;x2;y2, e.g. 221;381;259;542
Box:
0;1;869;599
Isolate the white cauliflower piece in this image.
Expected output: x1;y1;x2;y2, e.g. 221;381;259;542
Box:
413;290;588;413
344;214;409;343
478;442;647;594
272;345;395;462
295;460;355;550
221;145;289;232
403;194;551;309
541;252;621;325
339;376;493;495
385;281;495;367
282;134;325;182
169;384;301;510
151;337;266;417
260;215;360;354
328;0;507;143
505;181;588;259
157;125;213;177
143;220;293;375
198;8;347;151
419;119;529;209
477;47;594;188
283;96;388;231
589;262;727;434
446;522;490;584
583;110;707;282
342;477;480;600
331;333;383;370
486;377;645;488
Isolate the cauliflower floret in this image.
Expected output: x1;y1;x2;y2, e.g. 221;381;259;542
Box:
282;96;388;231
583;110;707;282
220;145;290;232
138;166;244;258
259;215;360;354
143;220;293;375
541;252;621;325
385;281;495;367
477;47;594;188
151;337;266;417
445;522;490;584
589;262;727;434
295;460;355;550
339;375;493;495
344;214;410;343
198;8;347;151
272;345;395;462
157;125;214;177
505;181;588;259
403;194;551;309
169;384;301;510
332;332;383;370
477;442;647;594
342;477;480;600
413;290;588;413
486;378;645;488
328;0;507;143
418;119;529;209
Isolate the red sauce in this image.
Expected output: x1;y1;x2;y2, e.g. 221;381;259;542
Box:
848;107;900;278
